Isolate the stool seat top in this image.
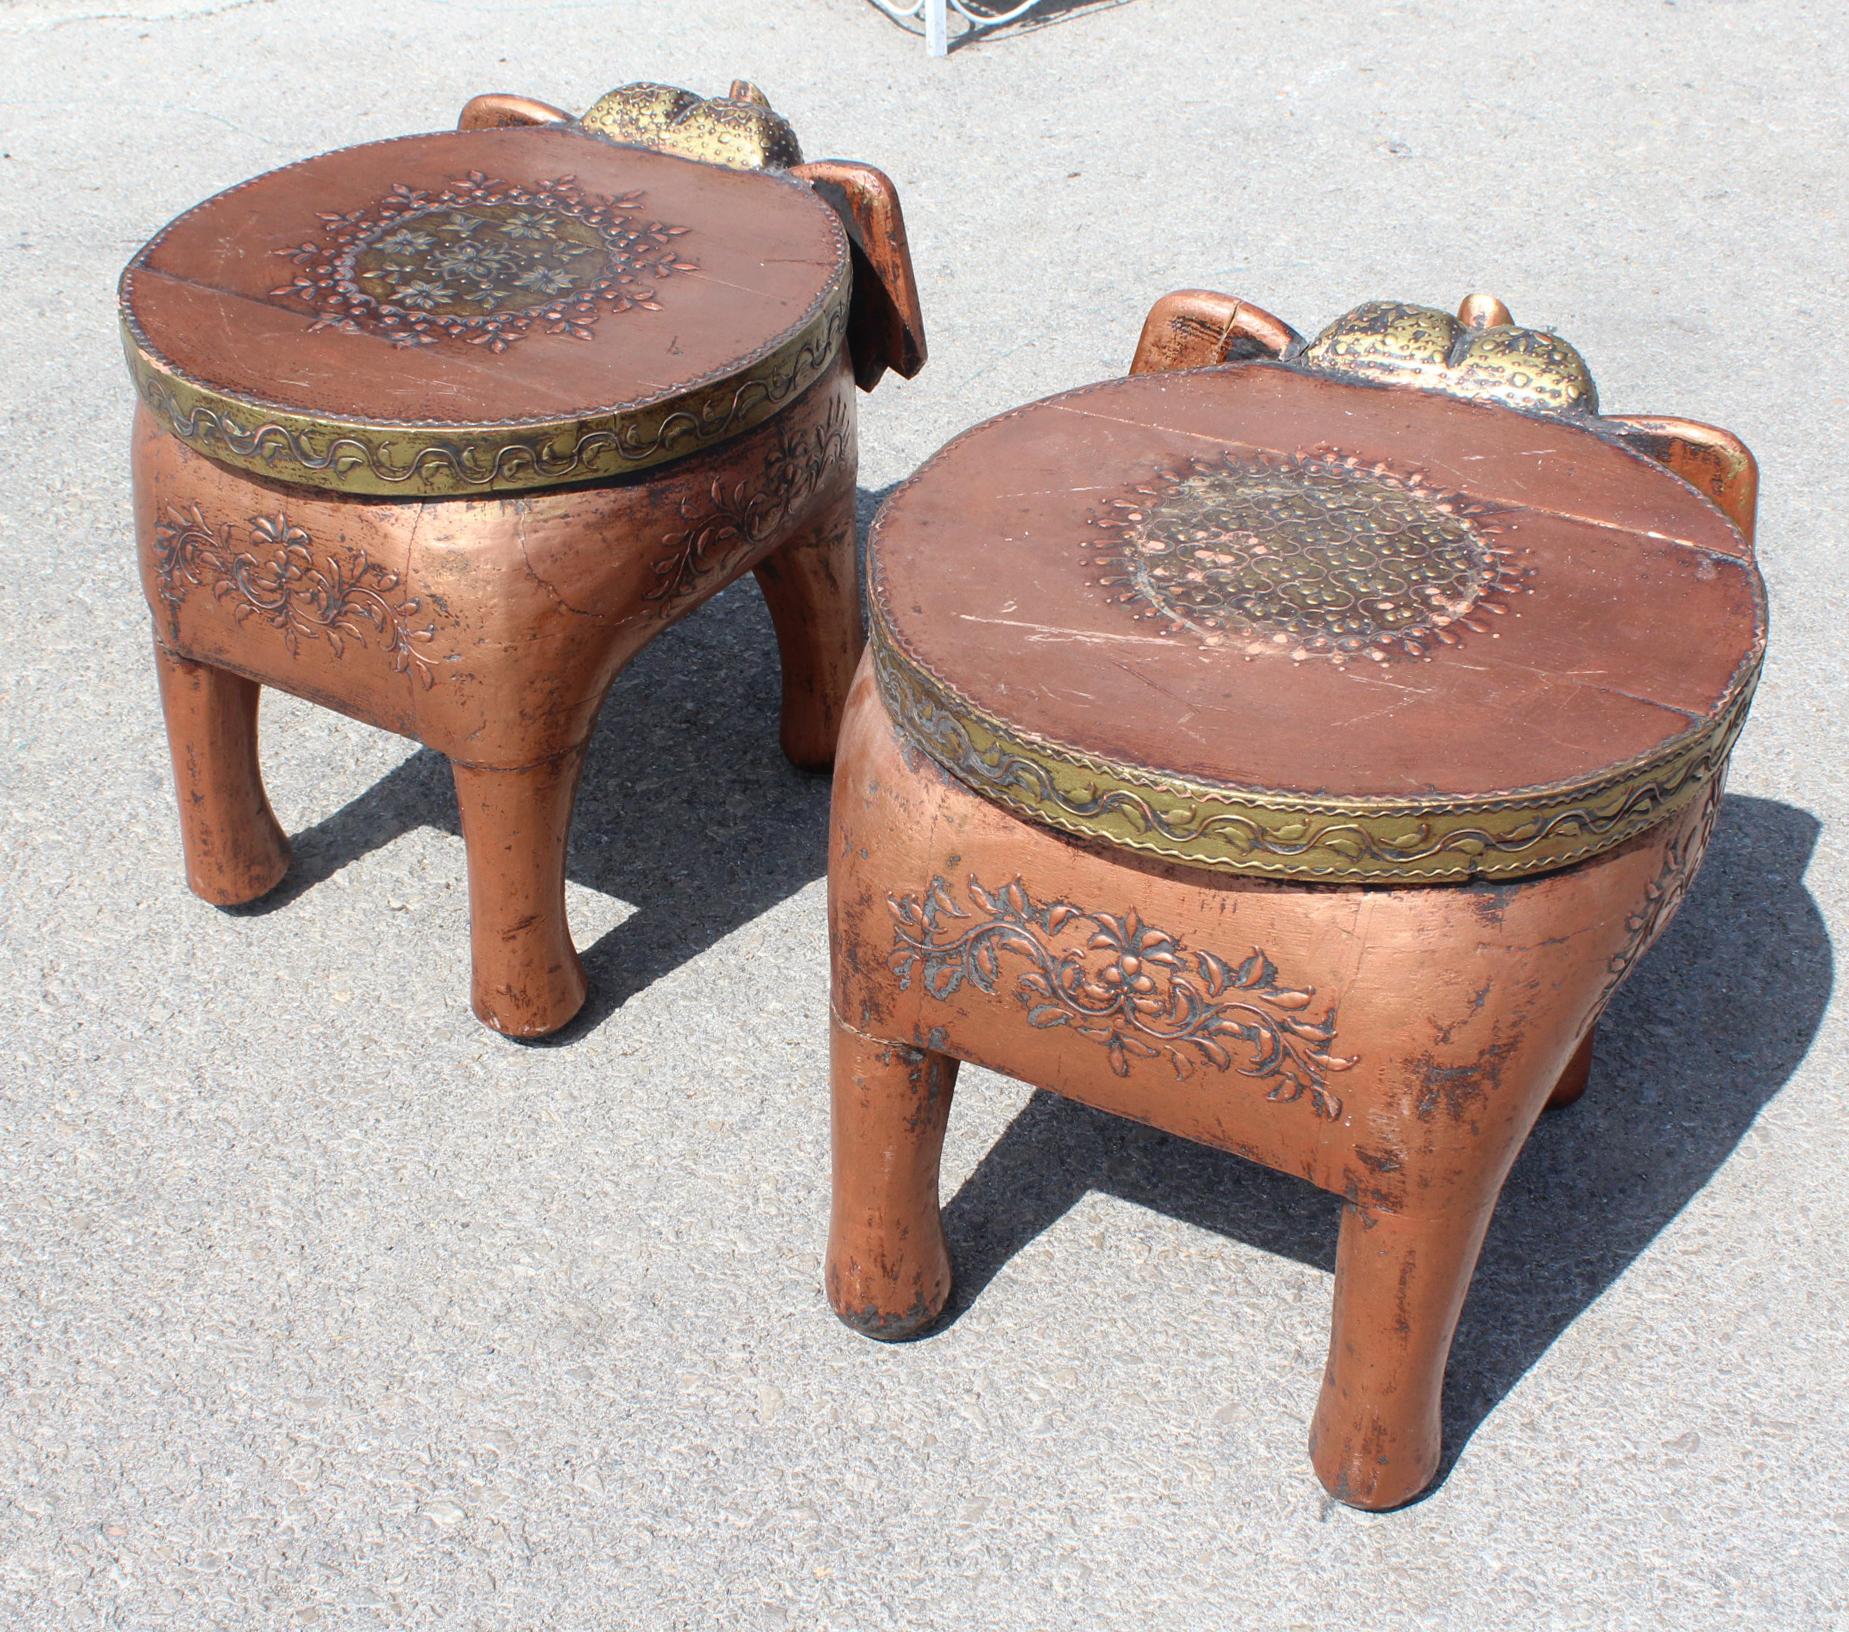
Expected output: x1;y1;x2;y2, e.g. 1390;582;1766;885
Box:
869;362;1765;883
120;125;849;496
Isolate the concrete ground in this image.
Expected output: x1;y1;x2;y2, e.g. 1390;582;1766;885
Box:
2;0;1845;1625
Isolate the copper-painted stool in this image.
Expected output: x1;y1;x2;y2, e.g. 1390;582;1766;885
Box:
824;291;1764;1507
123;81;923;1035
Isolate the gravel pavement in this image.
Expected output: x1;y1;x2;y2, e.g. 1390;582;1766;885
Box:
1;1;1845;1626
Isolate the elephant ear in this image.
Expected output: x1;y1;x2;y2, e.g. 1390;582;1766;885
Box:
457;93;572;131
1602;415;1759;546
1130;290;1300;375
792;161;927;391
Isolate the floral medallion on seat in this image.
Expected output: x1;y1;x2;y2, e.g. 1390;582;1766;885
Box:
271;170;695;351
1087;447;1528;664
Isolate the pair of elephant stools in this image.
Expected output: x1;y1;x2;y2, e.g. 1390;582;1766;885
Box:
122;82;1766;1509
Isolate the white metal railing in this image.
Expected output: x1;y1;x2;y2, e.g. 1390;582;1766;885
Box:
864;0;1055;56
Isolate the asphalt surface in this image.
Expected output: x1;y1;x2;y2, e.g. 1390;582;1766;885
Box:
1;0;1844;1626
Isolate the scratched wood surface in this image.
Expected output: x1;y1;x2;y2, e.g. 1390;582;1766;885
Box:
870;364;1764;799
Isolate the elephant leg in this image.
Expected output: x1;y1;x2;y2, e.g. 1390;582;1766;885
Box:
151;640;291;905
826;1011;959;1340
752;486;863;772
1308;1200;1496;1510
451;747;588;1038
1546;1030;1596;1110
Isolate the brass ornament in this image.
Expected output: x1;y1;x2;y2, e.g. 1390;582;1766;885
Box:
1087;447;1528;664
1294;296;1599;417
871;604;1758;885
579;80;802;171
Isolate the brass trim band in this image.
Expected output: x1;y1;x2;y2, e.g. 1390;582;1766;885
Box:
870;601;1758;885
121;262;850;498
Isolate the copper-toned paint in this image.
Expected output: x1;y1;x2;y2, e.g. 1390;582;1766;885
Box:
825;292;1764;1508
125;86;924;1035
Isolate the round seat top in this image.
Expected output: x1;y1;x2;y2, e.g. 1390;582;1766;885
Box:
869;362;1765;883
120;124;848;496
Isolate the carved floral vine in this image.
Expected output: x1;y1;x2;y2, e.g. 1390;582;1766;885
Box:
152;505;441;686
888;875;1355;1117
644;397;851;615
1591;774;1726;1020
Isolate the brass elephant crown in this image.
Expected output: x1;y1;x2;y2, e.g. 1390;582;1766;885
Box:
458;79;803;171
1128;286;1757;541
1293;294;1598;416
580;80;802;170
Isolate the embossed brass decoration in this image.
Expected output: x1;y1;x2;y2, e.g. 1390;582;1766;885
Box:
1087;448;1527;663
271;172;695;351
871;609;1757;884
1295;296;1598;417
153;505;442;685
122;271;850;497
887;874;1354;1115
645;398;852;615
579;80;802;170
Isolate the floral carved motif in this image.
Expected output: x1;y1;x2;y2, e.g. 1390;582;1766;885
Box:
644;397;852;615
1591;773;1726;1020
1086;448;1527;664
888;875;1355;1117
271;171;695;351
152;505;441;686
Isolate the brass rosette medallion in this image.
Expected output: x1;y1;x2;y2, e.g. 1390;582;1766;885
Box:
1087;448;1528;664
869;604;1757;885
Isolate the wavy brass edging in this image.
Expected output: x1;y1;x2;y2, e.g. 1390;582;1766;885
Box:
122;267;849;497
871;603;1759;884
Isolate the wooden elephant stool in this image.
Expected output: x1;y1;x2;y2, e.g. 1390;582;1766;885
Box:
123;80;924;1035
825;291;1765;1507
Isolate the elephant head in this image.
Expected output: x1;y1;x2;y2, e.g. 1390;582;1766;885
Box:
457;81;925;391
1128;289;1756;540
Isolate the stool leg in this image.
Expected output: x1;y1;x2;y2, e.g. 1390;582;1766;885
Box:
1308;1200;1495;1509
151;640;291;905
752;487;863;772
826;1012;958;1340
451;748;588;1037
1546;1030;1596;1110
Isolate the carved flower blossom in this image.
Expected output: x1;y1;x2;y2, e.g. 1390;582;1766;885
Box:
515;266;580;295
373;228;434;255
391;280;455;311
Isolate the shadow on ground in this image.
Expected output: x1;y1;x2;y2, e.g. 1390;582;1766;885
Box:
226;497;1829;1496
929;793;1832;1492
235;483;898;1037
